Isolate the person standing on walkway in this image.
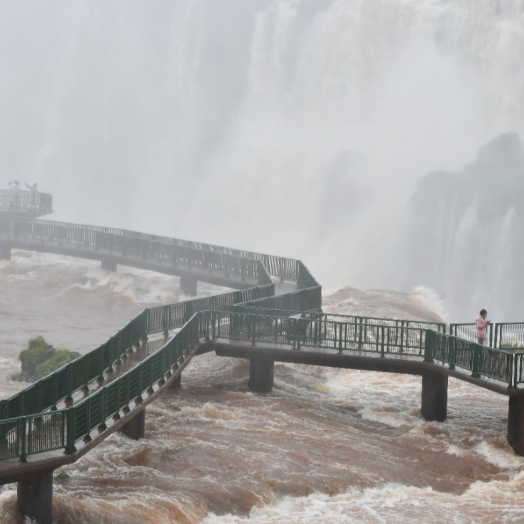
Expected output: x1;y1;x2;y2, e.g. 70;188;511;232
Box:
476;309;491;346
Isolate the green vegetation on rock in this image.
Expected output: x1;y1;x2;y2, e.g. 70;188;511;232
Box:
14;336;80;382
53;470;70;484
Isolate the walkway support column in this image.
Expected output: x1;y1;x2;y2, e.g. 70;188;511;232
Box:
507;394;524;456
0;241;11;261
17;468;54;524
170;373;181;389
119;409;145;440
421;371;448;422
248;355;274;393
180;273;198;296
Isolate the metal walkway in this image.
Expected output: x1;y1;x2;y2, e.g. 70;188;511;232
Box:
0;214;524;523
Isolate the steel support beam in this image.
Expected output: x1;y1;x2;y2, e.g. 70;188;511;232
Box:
118;409;145;440
17;468;54;524
421;371;448;422
507;395;524;456
248;355;274;393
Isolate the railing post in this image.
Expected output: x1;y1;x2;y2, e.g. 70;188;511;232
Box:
472;345;481;378
65;408;76;454
424;330;434;363
19;418;27;462
212;300;216;341
449;336;456;370
494;324;500;349
380;326;385;358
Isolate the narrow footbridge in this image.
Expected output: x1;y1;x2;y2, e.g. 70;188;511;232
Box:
1;215;524;524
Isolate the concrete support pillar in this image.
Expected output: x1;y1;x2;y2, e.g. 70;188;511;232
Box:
507;395;524;456
17;468;54;524
180;273;198;296
0;241;11;261
101;258;117;271
248;355;274;393
119;409;145;440
421;371;448;422
170;373;181;389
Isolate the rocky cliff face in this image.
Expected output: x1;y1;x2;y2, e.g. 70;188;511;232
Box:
404;133;524;320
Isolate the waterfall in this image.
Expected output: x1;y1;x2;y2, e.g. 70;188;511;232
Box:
1;0;523;316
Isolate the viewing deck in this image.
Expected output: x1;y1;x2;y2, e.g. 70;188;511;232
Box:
0;189;53;219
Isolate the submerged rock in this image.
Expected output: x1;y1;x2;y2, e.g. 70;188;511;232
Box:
15;336;78;382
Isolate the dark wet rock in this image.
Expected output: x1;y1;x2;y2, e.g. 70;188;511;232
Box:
404;132;524;318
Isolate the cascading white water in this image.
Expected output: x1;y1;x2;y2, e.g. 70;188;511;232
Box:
1;0;523;316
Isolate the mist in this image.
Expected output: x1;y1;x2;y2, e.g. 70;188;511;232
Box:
1;0;524;318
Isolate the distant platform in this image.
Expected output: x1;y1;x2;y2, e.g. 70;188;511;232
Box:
0;189;53;219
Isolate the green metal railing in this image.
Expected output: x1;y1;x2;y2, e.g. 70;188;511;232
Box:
428;331;523;386
0;314;200;462
493;323;524;349
449;323;524;356
2;310;523;462
216;311;431;356
0;190;53;216
450;323;494;347
1;216;523;465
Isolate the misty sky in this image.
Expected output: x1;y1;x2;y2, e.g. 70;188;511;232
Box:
1;0;523;309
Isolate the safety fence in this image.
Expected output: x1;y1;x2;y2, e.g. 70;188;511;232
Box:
0;218;274;285
2;310;524;462
0;217;299;283
449;323;524;350
0;283;279;424
428;331;524;387
214;312;523;386
0;315;201;461
232;287;322;315
0;190;53;215
216;311;431;356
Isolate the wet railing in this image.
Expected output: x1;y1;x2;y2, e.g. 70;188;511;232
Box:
493;323;524;349
1;216;523;465
0;315;201;462
429;331;524;386
217;311;430;356
450;323;494;347
2;309;524;461
449;322;524;352
0;190;53;215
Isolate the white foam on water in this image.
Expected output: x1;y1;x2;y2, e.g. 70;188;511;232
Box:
200;480;524;524
446;444;465;457
474;440;524;470
411;285;449;322
359;405;415;429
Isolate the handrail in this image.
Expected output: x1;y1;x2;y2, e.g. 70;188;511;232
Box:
0;190;53;215
449;323;524;350
450;323;494;347
0;216;296;280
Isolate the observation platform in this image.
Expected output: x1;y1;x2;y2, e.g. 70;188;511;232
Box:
0;189;53;220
